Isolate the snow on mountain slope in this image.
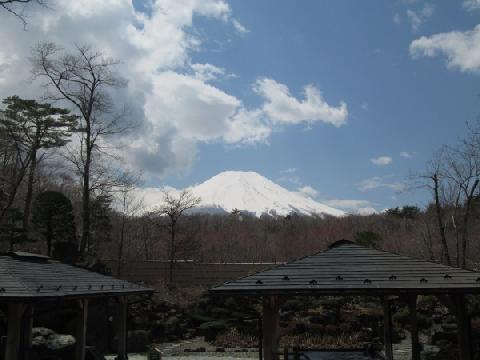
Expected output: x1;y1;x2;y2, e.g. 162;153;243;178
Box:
137;171;344;217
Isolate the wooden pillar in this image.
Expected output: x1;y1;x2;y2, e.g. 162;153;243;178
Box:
452;294;472;360
408;295;420;360
263;296;280;360
75;299;89;360
382;296;394;360
5;302;26;360
22;305;35;360
117;296;128;360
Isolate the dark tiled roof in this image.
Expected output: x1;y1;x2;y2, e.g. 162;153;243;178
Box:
0;252;152;301
211;240;480;295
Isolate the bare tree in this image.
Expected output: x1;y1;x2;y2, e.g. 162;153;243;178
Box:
31;42;128;256
415;151;452;265
0;0;46;26
149;189;201;287
114;180;143;276
443;137;480;268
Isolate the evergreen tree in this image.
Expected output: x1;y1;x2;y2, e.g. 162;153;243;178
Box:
31;191;77;258
1;96;77;228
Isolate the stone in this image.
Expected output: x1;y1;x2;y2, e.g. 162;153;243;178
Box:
47;334;76;350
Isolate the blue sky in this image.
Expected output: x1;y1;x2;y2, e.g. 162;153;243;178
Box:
1;0;480;214
154;1;480;211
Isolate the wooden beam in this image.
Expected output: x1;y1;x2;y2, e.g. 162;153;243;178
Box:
75;299;89;360
5;302;26;360
408;295;420;360
117;296;128;360
452;294;472;360
262;296;280;360
382;296;393;360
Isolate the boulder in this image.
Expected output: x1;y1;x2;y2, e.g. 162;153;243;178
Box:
31;327;76;360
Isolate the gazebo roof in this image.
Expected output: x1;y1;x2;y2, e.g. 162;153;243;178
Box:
211;240;480;296
0;252;152;301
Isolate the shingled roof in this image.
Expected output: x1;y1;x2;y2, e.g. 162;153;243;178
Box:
0;252;152;301
211;240;480;296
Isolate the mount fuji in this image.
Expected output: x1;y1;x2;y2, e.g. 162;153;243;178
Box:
137;171;345;217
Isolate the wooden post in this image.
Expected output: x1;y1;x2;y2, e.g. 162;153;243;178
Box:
75;299;89;360
22;305;35;360
258;316;263;360
117;296;128;360
263;296;280;360
5;302;25;360
408;295;420;360
382;296;393;360
452;294;472;360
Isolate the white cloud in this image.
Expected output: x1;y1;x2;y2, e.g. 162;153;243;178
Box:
0;0;348;179
280;168;297;174
358;176;405;192
406;4;434;32
361;102;369;111
370;156;393;166
254;78;348;127
297;186;319;198
463;0;480;11
410;24;480;73
277;175;302;186
232;19;249;34
393;13;401;25
324;199;377;215
400;151;414;158
191;63;227;82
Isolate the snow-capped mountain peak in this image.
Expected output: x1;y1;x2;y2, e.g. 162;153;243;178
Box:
136;171;344;217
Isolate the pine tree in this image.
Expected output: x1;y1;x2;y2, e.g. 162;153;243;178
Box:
1;96;78;228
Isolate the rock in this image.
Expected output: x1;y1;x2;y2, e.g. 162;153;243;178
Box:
31;327;76;360
47;334;76;350
128;330;150;352
32;327;55;338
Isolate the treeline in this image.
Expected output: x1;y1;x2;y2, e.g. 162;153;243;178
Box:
97;204;480;270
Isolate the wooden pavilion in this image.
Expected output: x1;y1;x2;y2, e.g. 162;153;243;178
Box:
211;240;480;360
0;251;152;360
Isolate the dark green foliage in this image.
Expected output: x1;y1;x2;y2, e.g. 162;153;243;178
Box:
1;96;77;150
354;231;382;248
385;206;420;220
0;96;77;228
31;191;77;259
0;208;28;251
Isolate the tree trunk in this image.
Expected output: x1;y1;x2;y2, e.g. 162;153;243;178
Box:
47;216;53;257
169;218;176;287
23;148;37;230
460;180;479;269
117;206;126;276
80;130;92;256
0;156;29;225
433;174;451;265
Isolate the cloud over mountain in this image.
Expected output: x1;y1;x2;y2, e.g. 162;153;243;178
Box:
0;0;348;180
